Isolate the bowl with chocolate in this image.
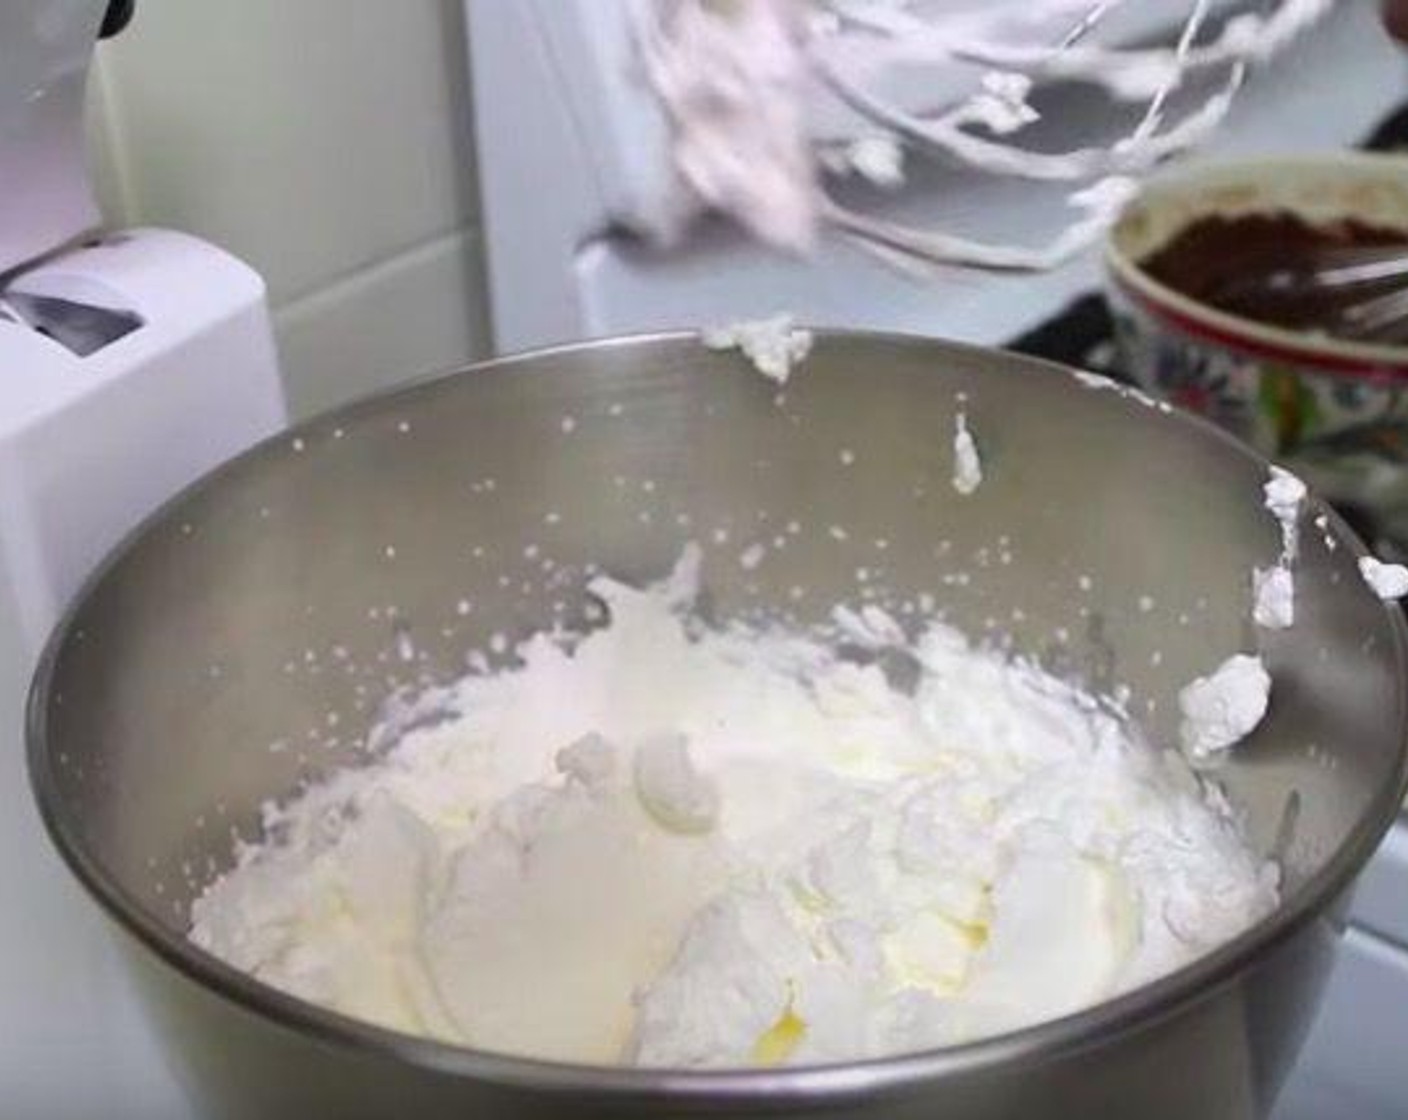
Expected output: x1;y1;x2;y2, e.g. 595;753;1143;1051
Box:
1106;154;1408;546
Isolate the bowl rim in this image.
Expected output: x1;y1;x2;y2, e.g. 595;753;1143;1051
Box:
25;328;1408;1102
1105;151;1408;377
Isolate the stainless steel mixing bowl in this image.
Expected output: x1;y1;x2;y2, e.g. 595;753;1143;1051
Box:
28;332;1408;1119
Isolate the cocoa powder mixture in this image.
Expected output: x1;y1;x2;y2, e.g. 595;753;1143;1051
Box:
1141;211;1408;338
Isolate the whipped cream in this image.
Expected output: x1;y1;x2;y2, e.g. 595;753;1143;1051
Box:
841;134;905;187
191;551;1276;1068
1252;566;1294;630
952;412;982;496
701;315;813;385
1254;467;1306;631
1177;654;1271;762
1360;556;1408;601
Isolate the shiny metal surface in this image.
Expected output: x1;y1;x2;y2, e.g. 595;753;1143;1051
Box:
28;332;1408;1118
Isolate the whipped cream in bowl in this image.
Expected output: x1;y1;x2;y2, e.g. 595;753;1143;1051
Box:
190;547;1279;1068
30;332;1408;1117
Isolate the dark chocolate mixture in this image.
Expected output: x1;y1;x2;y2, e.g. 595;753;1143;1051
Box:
1139;211;1408;340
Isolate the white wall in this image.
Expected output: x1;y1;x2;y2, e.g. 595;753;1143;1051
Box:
88;0;491;418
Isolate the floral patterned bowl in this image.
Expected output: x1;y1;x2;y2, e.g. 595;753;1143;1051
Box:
1105;154;1408;547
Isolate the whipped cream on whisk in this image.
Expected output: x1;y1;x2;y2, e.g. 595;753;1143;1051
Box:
190;549;1276;1068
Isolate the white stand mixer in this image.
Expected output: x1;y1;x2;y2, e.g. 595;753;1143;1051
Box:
1;2;285;1113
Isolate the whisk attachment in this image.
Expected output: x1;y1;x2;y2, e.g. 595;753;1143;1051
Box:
632;0;1333;271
